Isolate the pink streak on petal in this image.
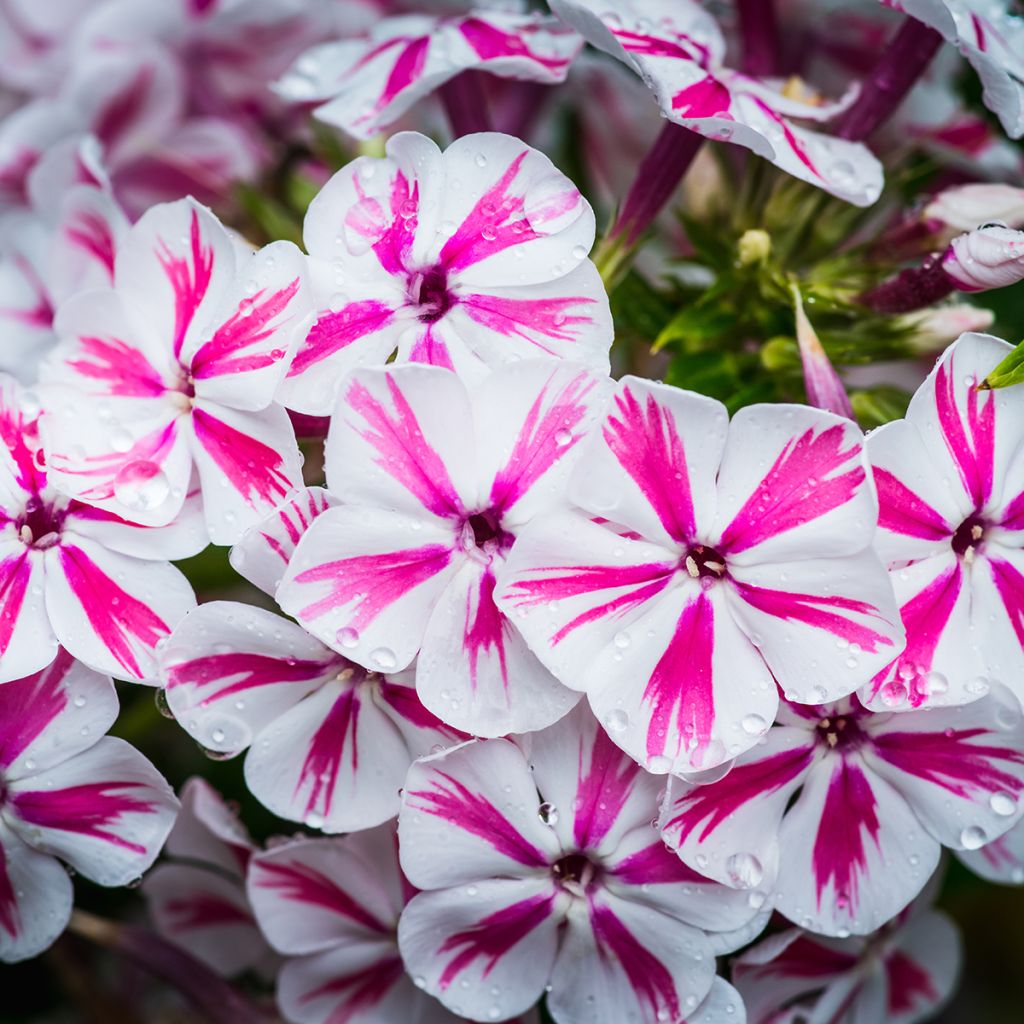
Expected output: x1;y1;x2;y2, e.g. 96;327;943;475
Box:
458;17;569;73
671;75;732;118
886;950;938;1015
165;651;335;702
1002;489;1024;532
294;544;454;629
612;840;712;886
873;467;952;540
0;550;31;660
988;556;1024;648
295;686;359;819
460;293;597;355
300;956;404;1023
64;211;117;277
934;359;995;508
732;580;894;653
719;425;865;555
67;336;168;397
501;561;675;645
190;278;300;378
605;386;697;544
811;758;881;912
13;781;157;854
488;369;597;515
157;208;215;361
749;96;821;177
872;726;1024;800
0;254;51;328
377;677;459;735
355;36;429;130
93;67;154;148
437;891;555;990
370;169;418;277
0;649;73;769
613;29;706;62
191;406;293;509
867;564;962;707
0;389;41;493
59;544;171;679
346;375;464;518
164;893;253;931
287;300;395;376
589;900;680;1021
253;859;391;935
408;767;550;868
664;743;815;842
573;725;640;850
464;567;509;692
643;591;715;762
745;934;858;980
407;323;455;370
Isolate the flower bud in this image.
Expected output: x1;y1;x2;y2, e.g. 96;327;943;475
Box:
924;183;1024;235
903;304;996;352
942;224;1024;292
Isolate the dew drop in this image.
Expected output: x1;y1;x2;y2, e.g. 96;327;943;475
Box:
554;427;573;447
960;825;987;850
613;630;631;649
305;811;326;829
725;852;764;889
370;647;397;670
990;792;1016;817
605;709;629;733
741;713;767;735
336;626;359;649
538;801;559;826
113;461;170;513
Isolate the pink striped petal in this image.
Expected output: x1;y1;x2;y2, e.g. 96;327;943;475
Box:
713;406;873;565
547;887;715;1024
0;651;117;777
865;683;1024;850
883;908;961;1024
7;735;178;886
727;554;904;705
247;828;403;956
0;539;54;683
229;486;337;597
279;505;459;674
398;739;561;888
957;816;1024;885
49;184;128;306
163;777;254;878
45;537;195;681
398;878;560;1021
143;863;267;979
974;547;1024;698
188;400;303;544
161;602;340;756
569;379;727;548
0;819;73;964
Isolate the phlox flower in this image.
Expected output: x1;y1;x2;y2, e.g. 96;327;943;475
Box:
733;894;961;1024
39;196;313;545
396;706;755;1023
659;687;1024;936
863;333;1024;709
0;0;98;95
159;600;461;833
275;5;581;140
0;652;179;962
143;776;273;978
278;130;611;415
547;0;883;205
496;376;904;775
0;376;201;683
278;360;610;736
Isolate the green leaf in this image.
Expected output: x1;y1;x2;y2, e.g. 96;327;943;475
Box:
981;337;1024;390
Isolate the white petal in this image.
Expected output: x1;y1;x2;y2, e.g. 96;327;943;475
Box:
0;542;55;683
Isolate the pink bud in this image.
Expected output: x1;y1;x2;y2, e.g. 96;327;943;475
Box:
793;287;853;419
924;183;1024;234
942;225;1024;292
905;304;996;352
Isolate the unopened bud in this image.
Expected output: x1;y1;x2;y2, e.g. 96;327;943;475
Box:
737;229;772;265
924;183;1024;235
904;304;996;352
942;224;1024;292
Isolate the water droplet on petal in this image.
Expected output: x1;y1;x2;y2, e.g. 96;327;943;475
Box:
741;713;767;735
336;626;359;649
370;646;397;671
960;825;987;850
604;709;629;733
613;630;631;649
523;174;583;236
725;852;764;889
538;801;559;826
113;461;170;513
990;792;1016;817
555;427;573;447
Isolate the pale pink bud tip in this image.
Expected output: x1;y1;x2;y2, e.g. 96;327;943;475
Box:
942;225;1024;293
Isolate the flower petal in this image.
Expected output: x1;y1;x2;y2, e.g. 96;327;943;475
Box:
0;541;54;683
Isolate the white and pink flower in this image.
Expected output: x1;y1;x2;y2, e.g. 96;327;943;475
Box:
275;7;581;140
0;651;179;962
660;687;1024;936
496;376;904;774
863;332;1024;710
279;360;610;737
548;0;884;205
143;776;273;978
733;895;961;1024
0;376;200;683
40;196;313;545
397;706;755;1023
159;600;461;832
278;131;611;415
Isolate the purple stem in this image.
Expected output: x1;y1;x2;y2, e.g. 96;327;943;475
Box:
858;255;955;313
609;122;703;246
440;71;493;138
737;0;782;76
835;17;944;141
498;80;552;142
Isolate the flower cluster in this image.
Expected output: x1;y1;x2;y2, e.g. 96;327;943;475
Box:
3;2;1024;1024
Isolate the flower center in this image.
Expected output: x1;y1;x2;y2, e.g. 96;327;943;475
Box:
552;853;601;898
952;515;987;562
682;544;727;580
816;714;863;750
17;497;64;549
460;510;512;556
410;266;454;323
